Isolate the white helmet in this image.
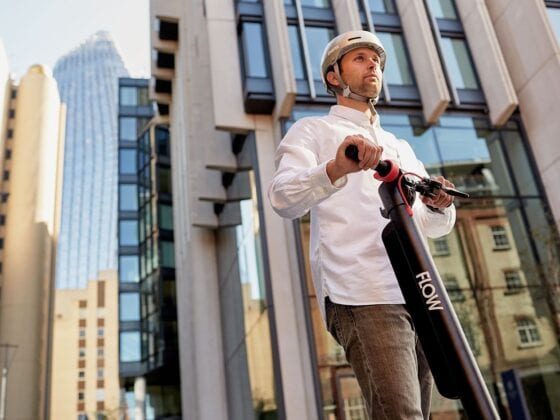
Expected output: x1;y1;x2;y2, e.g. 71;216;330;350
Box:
320;30;386;105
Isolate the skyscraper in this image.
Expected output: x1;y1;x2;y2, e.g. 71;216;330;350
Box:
54;31;129;289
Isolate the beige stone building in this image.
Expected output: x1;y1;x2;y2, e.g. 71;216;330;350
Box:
50;271;120;419
137;0;560;418
0;38;65;420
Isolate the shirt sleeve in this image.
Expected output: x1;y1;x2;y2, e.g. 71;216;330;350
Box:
268;119;347;220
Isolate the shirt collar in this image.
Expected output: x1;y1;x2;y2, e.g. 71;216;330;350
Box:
329;104;381;129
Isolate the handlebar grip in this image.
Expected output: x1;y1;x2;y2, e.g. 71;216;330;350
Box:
345;144;391;177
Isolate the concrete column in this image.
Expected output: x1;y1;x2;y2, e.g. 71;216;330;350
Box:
454;0;518;126
332;0;362;32
264;0;297;119
254;115;320;420
485;0;560;226
205;0;254;131
395;0;450;124
133;377;146;420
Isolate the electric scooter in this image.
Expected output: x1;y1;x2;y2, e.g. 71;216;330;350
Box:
345;145;500;419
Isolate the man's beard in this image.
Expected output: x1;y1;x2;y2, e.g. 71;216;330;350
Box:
348;79;380;99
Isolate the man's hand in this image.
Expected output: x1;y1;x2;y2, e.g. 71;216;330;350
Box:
327;134;383;184
421;176;455;209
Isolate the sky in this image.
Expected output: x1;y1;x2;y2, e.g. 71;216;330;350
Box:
0;0;151;79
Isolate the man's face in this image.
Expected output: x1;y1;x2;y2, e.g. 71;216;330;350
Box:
338;47;383;98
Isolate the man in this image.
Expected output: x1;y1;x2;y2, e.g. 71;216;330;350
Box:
268;31;456;419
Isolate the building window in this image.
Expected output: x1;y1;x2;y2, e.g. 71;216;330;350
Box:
439;37;479;90
120;332;141;362
366;0;397;14
159;204;174;231
78;371;85;378
516;319;542;347
8;109;15;119
119;149;137;175
97;348;104;358
425;0;483;104
119;255;140;283
120;293;141;321
504;270;524;293
119;220;139;246
120;86;150;107
285;0;335;97
376;32;414;87
119;117;138;141
119;184;138;211
156;127;170;157
79;328;86;338
79;349;86;359
301;0;331;7
4;149;11;160
491;225;510;250
236;2;275;113
97;328;104;338
160;241;175;268
157;167;172;195
443;275;464;302
547;5;560;40
78;392;85;400
241;22;269;78
0;215;5;225
6;129;13;139
432;237;450;256
428;0;458;20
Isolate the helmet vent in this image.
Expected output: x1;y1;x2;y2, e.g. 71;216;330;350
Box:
348;36;362;41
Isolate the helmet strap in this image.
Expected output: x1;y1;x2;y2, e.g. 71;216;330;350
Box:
332;62;379;115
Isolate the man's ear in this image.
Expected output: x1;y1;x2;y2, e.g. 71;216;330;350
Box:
326;70;340;87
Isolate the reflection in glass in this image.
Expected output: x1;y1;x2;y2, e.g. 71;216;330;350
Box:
119;220;139;246
301;0;331;8
161;241;175;268
547;7;560;41
120;293;141;321
232;173;277;417
120;87;138;106
120;117;138;141
368;0;396;14
305;27;335;81
376;32;414;86
428;0;458;20
120;332;141;362
119;149;137;174
119;184;138;211
119;255;139;283
159;204;174;230
288;26;306;80
241;22;269;78
290;107;560;418
440;37;479;90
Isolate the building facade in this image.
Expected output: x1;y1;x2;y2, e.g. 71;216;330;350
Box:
0;39;65;420
50;271;120;420
117;78;181;419
148;0;560;419
54;31;129;289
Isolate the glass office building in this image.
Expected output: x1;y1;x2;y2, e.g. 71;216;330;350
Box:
149;0;560;418
117;78;181;419
54;31;128;289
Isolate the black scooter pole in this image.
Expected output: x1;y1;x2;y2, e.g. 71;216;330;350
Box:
345;146;499;419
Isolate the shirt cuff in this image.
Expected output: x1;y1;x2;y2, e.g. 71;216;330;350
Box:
319;160;348;190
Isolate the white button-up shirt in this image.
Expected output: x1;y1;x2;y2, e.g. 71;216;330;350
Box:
268;105;456;320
